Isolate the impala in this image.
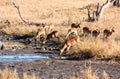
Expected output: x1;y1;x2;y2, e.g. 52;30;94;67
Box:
71;23;81;28
46;30;59;40
66;28;78;39
83;26;92;36
44;23;54;32
60;35;80;57
103;27;115;39
41;30;59;44
92;29;100;38
36;27;45;38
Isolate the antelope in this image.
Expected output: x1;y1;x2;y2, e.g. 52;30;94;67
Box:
66;28;78;39
46;30;59;41
103;27;115;39
43;23;54;32
92;29;100;38
33;27;46;45
43;30;59;44
83;26;92;37
71;23;81;28
60;35;80;57
36;27;45;38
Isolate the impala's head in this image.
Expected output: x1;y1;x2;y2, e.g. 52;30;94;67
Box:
71;23;76;28
41;23;45;27
71;22;81;28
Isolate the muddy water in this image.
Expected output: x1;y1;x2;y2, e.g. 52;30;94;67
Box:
0;52;68;62
0;53;51;62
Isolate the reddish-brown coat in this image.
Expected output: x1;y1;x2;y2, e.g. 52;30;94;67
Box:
103;28;115;39
66;28;78;39
36;27;45;38
46;30;59;40
60;35;80;56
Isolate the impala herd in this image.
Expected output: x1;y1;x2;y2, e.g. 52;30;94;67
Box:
35;23;115;58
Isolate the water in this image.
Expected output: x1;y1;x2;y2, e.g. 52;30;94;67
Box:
0;53;50;62
0;52;68;62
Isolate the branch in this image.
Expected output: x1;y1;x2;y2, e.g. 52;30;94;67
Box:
87;0;114;22
113;0;120;7
87;8;91;21
12;2;41;26
99;0;111;17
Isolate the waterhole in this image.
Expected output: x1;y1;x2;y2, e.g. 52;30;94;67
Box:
0;52;67;62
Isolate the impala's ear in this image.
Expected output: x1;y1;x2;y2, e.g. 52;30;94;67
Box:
78;22;81;28
112;27;115;32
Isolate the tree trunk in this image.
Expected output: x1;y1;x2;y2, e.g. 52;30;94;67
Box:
87;0;113;22
113;0;120;7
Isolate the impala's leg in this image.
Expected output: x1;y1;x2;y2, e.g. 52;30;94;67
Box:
34;38;37;46
60;44;67;59
66;45;71;52
77;37;80;43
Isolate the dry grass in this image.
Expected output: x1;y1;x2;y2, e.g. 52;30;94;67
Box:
0;68;39;79
83;67;99;79
0;67;110;79
68;37;120;59
1;25;37;36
